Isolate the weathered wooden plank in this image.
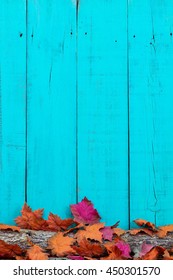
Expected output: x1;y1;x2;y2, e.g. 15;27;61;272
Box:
77;0;128;228
27;0;76;218
0;1;26;224
129;0;173;227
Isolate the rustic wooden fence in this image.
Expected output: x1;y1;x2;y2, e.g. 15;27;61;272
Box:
0;0;173;229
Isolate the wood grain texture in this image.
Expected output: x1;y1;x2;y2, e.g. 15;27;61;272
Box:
77;0;129;228
0;1;26;224
129;0;173;227
27;0;76;219
1;1;173;229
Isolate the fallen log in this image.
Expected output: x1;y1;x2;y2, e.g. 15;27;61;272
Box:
0;229;173;253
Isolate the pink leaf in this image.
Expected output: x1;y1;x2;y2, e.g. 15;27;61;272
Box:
139;242;154;257
133;242;154;258
67;255;84;260
70;197;101;225
100;226;113;241
116;241;131;259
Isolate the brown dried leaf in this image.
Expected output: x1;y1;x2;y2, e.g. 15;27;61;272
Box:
104;241;131;259
102;242;125;260
47;213;74;231
27;217;48;231
72;238;105;258
65;223;84;234
111;221;120;228
21;203;44;218
101;248;123;260
0;240;23;259
15;203;48;230
48;232;75;257
168;247;173;253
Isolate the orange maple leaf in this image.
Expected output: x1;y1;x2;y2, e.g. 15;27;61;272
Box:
47;213;74;231
134;219;157;231
103;241;131;259
101;252;122;260
129;228;154;236
75;223;104;242
156;224;173;238
113;228;125;236
0;240;23;259
48;232;75;257
27;245;48;260
104;242;118;253
141;246;165;260
0;224;20;232
101;245;123;260
16;255;27;260
163;250;173;260
72;238;105;258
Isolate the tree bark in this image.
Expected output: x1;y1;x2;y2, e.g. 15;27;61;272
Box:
1;229;173;252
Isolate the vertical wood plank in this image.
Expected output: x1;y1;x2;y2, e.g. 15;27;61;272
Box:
129;0;173;226
27;0;76;218
77;0;129;228
0;1;26;223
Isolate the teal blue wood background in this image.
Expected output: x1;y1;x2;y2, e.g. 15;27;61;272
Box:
0;0;173;229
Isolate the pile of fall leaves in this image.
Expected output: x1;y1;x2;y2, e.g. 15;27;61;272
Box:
1;197;173;260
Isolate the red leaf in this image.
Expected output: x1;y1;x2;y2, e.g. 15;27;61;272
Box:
70;197;101;225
